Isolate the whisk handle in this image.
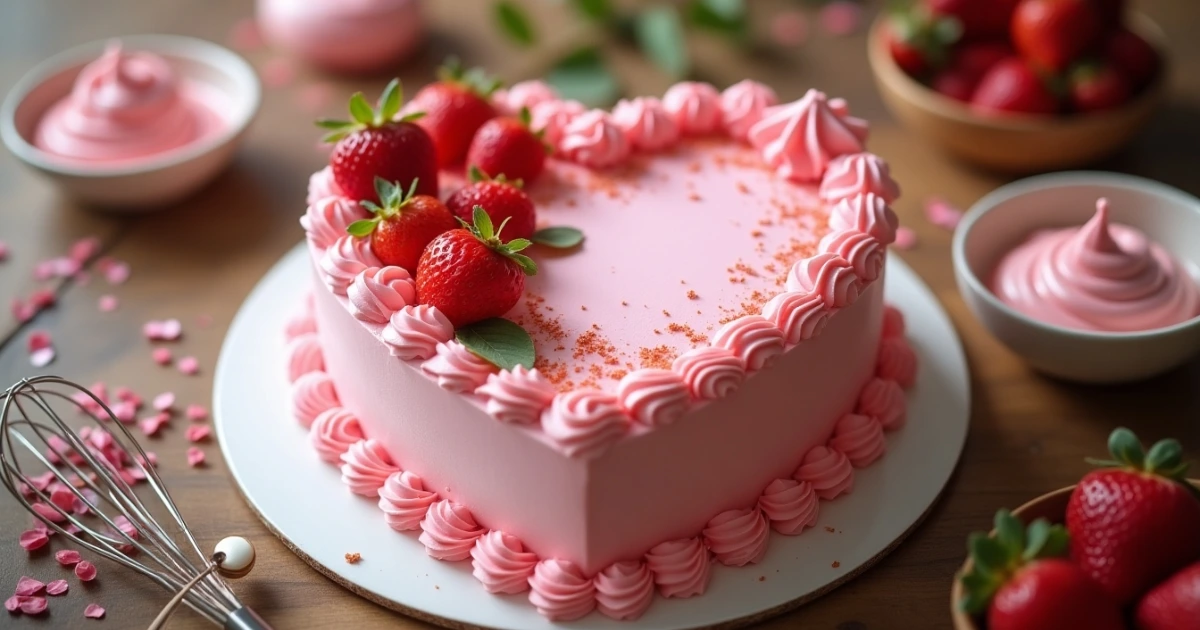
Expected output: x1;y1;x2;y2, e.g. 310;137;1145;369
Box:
224;607;273;630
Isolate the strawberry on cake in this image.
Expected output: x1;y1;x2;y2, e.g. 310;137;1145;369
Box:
291;64;917;622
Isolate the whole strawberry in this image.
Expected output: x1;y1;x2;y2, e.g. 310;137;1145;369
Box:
952;41;1014;80
416;206;537;328
1011;0;1102;73
1105;28;1160;91
1066;427;1200;605
1136;561;1200;630
971;58;1059;115
1069;63;1131;112
467;108;549;186
348;178;458;273
931;67;977;102
926;0;1019;40
410;59;500;169
883;9;961;77
445;167;536;240
959;510;1124;630
317;79;438;201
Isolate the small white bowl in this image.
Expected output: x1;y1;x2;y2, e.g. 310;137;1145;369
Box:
953;172;1200;383
1;35;260;211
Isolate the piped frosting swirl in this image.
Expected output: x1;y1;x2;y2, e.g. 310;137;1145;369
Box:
702;508;770;566
757;478;819;535
531;99;586;149
309;407;364;464
419;499;485;561
819;152;900;205
720;79;779;142
470;530;538;594
819;229;885;283
616;368;689;427
786;252;860;307
611;97;679;152
348;266;415;324
644;536;710;598
302;196;368;250
306;166;344;206
286;333;325;383
528;559;596;622
829;413;886;468
877;337;918;388
794;445;854;500
662;81;722;136
829;192;899;245
382;305;454;360
541;390;628;458
712;315;785;372
475;366;557;425
378;471;437;531
320;236;381;296
761;290;829;345
493;80;558;116
671;347;746;400
291;371;340;428
421;341;496;393
857;378;907;431
748;89;868;183
595;560;655;621
339;439;399;497
559;109;630;168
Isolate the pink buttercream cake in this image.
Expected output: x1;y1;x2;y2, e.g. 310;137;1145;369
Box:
287;78;917;622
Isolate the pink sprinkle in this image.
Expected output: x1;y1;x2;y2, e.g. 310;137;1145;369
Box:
15;576;45;596
110;401;137;424
229;17;264;51
143;318;182;341
84;603;106;619
69;236;101;263
819;1;862;36
32;502;65;523
139;413;169;437
186;404;208;422
104;260;130;284
49;487;75;512
4;595;23;612
18;596;47;615
187;447;206;468
925;197;964;231
112;515;139;539
153;392;175;411
770;9;809;47
18;529;49;551
75;561;97;582
152;347;173;366
114;386;139;405
11;297;34;323
178;356;199;376
55;549;82;566
28;471;56;492
894;226;919;250
46;579;69;596
0;240;7;261
186;425;212;443
27;330;51;352
88;428;113;450
30;346;56;368
98;295;118;312
137;452;158;468
29;288;55;310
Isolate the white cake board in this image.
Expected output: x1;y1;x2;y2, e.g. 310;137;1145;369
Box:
213;244;970;629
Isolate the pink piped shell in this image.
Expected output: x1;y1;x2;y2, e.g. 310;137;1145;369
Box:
527;559;596;621
558;109;630;168
339;439;398;497
348;266;415;324
319;236;380;296
475;365;557;425
702;507;769;566
720;79;778;142
381;305;454;360
671;346;745;400
616;368;689;427
758;478;820;535
877;336;918;388
644;536;711;598
786;252;859;307
748;89;867;183
761;290;829;345
421;341;496;393
595;560;655;621
611;97;679;152
712;315;785;372
662;81;722;135
378;471;437;531
291;371;340;428
829;192;899;245
286;333;325;383
819;152;901;205
819;229;884;283
470;530;538;594
858;377;907;431
309;407;364;464
540;390;628;458
829;413;886;468
794;445;854;500
418;499;485;561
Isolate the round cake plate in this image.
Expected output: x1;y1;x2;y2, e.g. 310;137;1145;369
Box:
214;244;970;630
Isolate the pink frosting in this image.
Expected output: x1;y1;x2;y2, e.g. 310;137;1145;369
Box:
786;252;860;308
829;413;886;468
559;109;630;168
421;341;496;393
339;438;399;497
720;79;779;142
794;445;854;500
474;366;556;425
309;407;364;464
712;315;785;372
761;290;829;345
291;371;340;428
829;192;899;245
616;369;689;427
644;536;710;598
307;166;344;206
594;560;654;621
819;229;884;283
662;81;721;136
348;266;415;324
527;559;596;621
671;347;744;401
611;97;679;152
757;478;819;535
302;195;367;250
381;305;454;360
858;377;907;431
702;508;769;566
748;89;868;183
990;199;1200;333
286;333;325;382
320;236;381;296
882;305;906;338
819;152;900;205
540;390;628;458
419;499;485;561
492;80;558;116
284;312;317;341
877;337;918;388
470;530;538;594
378;470;437;531
530;99;585;149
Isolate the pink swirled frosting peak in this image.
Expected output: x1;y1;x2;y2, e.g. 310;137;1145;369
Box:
720;79;778;142
531;99;586;149
470;530;538;594
671;346;745;401
794;445;854;500
307;166;344;205
702;507;769;566
644;536;710;598
309;407;363;464
291;371;340;428
829;413;886;468
302;195;368;250
712;315;785;372
858;377;907;431
419;499;485;561
286;333;325;382
761;290;829;345
819;229;885;283
611;97;679;152
819;152;900;205
528;559;597;622
877;336;918;388
616;368;689;427
475;365;557;425
540;390;628;458
595;560;654;621
320;235;381;296
786;252;860;308
757;478;819;535
882;304;906;338
381;304;454;360
662;81;722;136
339;438;399;497
348;266;415;324
990;198;1200;333
829;192;899;245
558;109;630;168
748;88;868;183
378;470;437;531
421;340;496;393
492;80;558;116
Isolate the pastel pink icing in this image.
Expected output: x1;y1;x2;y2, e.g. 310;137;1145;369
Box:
757;478;819;535
712;315;785;372
306;166;344;206
284;311;317;341
348;266;415;324
644;537;710;598
828;413;886;468
339;438;399;497
378;470;437;531
990;199;1200;333
527;559;596;621
302;196;367;250
531;99;585;149
493;80;558;116
320;236;381;296
611;97;679;152
720;79;779;142
877;337;918;388
762;290;830;345
819;152;900;205
787;253;860;308
257;0;422;74
286;333;325;382
470;530;538;594
857;377;907;431
662;82;721;136
419;499;485;561
474;366;557;425
381;305;453;360
829;192;900;245
819;229;885;283
558;109;630;168
594;560;654;621
748;89;867;183
702;508;769;566
540;390;628;458
291;371;340;428
421;341;496;393
794;445;854;500
309;407;364;464
882;305;906;338
671;347;745;400
616;369;689;427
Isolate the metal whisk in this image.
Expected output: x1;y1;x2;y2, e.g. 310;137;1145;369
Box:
0;376;272;630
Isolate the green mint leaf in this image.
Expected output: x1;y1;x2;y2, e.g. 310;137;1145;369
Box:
379;78;402;122
456;318;536;371
636;6;689;79
315;119;351;129
509;252;537;276
531;226;584;249
346;219;378;237
570;0;613;21
505;238;532;253
494;1;537;47
348;92;375;125
546;47;619;107
472;205;494;240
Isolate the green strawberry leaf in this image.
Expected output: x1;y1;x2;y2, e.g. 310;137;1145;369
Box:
315;119;351;130
1038;523;1069;559
569;0;613;22
1145;438;1184;473
994;510;1025;557
469;165;489;183
509;252;538;276
378;78;403;122
636;5;689;80
547;47;618;107
532;226;585;249
346;219;378;237
505;238;532;253
456;318;536;371
1108;427;1146;468
348;92;375;125
968;533;1008;579
473;205;495;240
494;1;537;47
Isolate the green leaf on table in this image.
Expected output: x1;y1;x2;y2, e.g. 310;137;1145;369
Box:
570;0;614;22
494;1;537;47
699;0;744;21
635;5;689;79
532;226;584;249
456;318;536;371
546;48;619;107
686;0;747;39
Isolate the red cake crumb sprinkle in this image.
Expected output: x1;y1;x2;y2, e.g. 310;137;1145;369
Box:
736;181;750;194
580;305;587;311
533;356;570;389
666;323;708;345
687;161;702;173
638;345;678;370
688;192;702;202
523;294;566;342
750;230;764;238
662;310;671;317
758;576;766;582
825;526;835;533
345;552;361;564
832;561;841;568
653;329;661;335
686;290;699;300
621;301;628;306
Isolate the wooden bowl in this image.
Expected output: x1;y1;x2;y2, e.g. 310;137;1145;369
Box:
867;13;1168;174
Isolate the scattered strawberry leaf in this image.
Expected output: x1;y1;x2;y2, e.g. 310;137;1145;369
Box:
456;318;536;371
494;1;537;47
531;226;584;249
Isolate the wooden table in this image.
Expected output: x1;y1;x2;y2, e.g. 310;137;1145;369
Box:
2;1;1199;627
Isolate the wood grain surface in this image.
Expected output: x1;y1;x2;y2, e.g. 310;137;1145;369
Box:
2;1;1199;628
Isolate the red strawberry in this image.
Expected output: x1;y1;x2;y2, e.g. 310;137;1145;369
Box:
416;206;537;328
1066;428;1200;605
1136;561;1200;630
926;0;1019;40
952;41;1014;80
348;178;458;273
1105;28;1160;91
445;168;536;241
1069;63;1132;112
1011;0;1103;73
410;60;500;169
931;67;977;102
467;109;548;186
959;510;1124;630
1095;0;1125;33
971;58;1059;115
317;79;438;201
883;9;961;78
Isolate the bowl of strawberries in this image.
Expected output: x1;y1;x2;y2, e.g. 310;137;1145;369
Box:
952;428;1200;630
869;0;1167;173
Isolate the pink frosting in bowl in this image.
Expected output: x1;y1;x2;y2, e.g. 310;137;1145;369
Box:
257;0;423;74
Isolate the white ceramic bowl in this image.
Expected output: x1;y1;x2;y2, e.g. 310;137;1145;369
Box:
953;172;1200;383
1;35;260;211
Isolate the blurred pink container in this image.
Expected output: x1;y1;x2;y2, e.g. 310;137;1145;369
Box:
256;0;423;75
